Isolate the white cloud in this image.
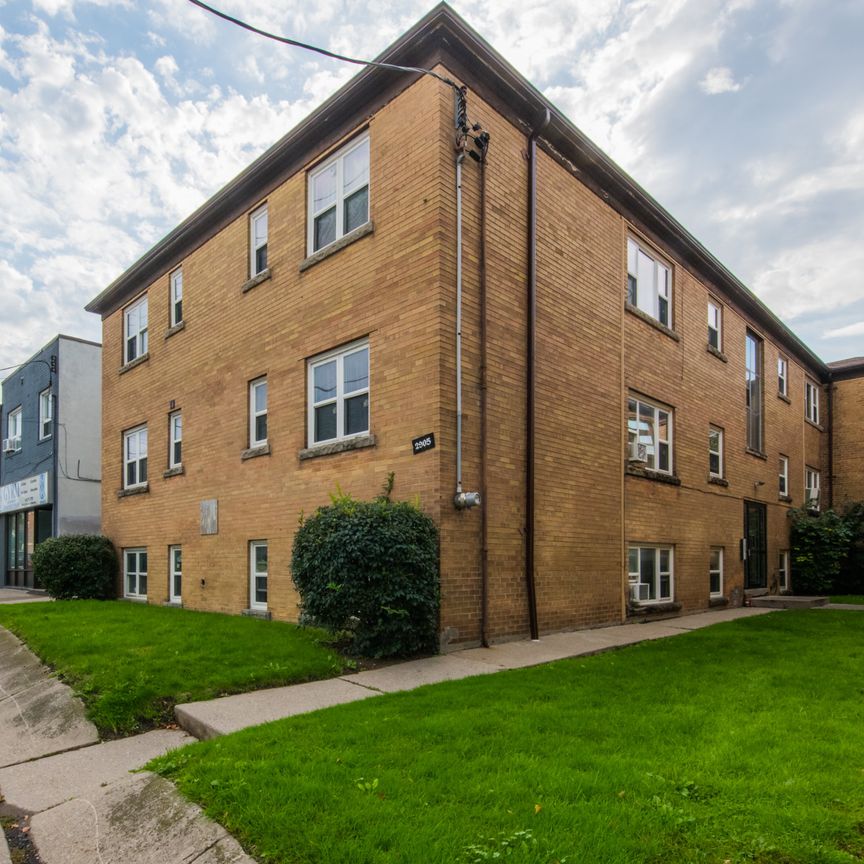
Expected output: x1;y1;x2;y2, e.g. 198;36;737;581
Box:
699;66;742;94
824;321;864;339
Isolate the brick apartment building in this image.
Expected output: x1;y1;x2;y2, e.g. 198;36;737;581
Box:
86;5;862;647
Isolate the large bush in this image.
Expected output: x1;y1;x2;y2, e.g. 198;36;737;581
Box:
789;508;853;595
836;502;864;594
292;481;439;658
32;534;118;600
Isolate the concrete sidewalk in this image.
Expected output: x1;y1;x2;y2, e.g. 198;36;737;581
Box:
176;605;774;739
0;587;51;604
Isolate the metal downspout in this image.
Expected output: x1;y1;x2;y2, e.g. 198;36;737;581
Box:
526;109;551;642
455;151;465;499
479;147;489;647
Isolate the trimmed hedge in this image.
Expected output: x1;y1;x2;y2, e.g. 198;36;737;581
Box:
32;534;118;600
291;484;439;658
789;508;854;595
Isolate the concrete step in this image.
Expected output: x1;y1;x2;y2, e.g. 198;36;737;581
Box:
749;595;829;609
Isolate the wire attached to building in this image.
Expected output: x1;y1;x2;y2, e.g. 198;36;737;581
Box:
187;0;462;91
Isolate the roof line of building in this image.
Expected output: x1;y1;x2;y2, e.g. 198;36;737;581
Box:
85;2;830;377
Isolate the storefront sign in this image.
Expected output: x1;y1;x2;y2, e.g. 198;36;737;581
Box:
0;472;50;514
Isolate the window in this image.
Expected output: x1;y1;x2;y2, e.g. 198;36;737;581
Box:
124;296;148;364
628;545;673;603
169;545;181;603
627;237;671;327
708;426;723;478
778;357;788;397
805;467;820;511
707;300;721;350
805;379;820;425
123;425;148;488
709;548;723;597
250;204;268;277
249;378;267;447
745;331;763;452
7;407;22;451
170;268;183;327
249;541;268;611
168;411;182;468
308;341;370;446
778;550;789;591
779;455;789;497
38;389;52;440
308;134;370;254
626;396;672;474
124;548;147;598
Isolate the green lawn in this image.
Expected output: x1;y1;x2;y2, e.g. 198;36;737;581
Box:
0;601;344;735
151;611;864;864
831;595;864;605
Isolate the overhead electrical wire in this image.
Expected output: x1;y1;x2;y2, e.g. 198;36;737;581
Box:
187;0;462;92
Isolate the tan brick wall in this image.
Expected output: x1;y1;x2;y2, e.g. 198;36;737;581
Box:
100;66;828;644
833;375;864;506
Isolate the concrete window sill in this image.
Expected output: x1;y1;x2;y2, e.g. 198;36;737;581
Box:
709;596;729;608
163;465;184;478
805;418;824;432
164;321;186;340
241;268;272;294
745;448;767;461
299;433;376;461
625;465;681;486
778;494;793;504
242;608;271;620
117;483;149;499
119;353;149;375
299;221;374;272
122;596;148;604
708;475;729;487
777;392;791;404
706;344;727;363
241;443;271;461
162;601;183;608
628;601;682;617
624;302;680;342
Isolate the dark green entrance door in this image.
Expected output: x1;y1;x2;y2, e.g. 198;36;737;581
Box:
744;501;767;589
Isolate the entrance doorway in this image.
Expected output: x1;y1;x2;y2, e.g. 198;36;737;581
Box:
744;501;767;590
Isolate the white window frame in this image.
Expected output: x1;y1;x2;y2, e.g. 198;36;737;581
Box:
169;545;182;604
308;340;370;447
805;379;820;425
708;425;724;479
170;268;183;327
249;378;267;447
778;550;790;591
123;425;148;489
628;545;674;604
124;295;148;365
249;204;268;277
307;133;370;255
627;236;672;328
805;467;820;511
778;356;788;397
168;411;182;469
709;547;724;598
38;389;52;440
124;548;147;599
707;300;722;351
779;455;789;497
746;331;763;452
627;395;673;475
249;540;268;611
7;406;22;450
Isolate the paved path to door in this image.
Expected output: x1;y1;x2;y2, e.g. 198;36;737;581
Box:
0;604;782;863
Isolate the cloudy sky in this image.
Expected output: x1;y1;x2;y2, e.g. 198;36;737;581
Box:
1;0;863;371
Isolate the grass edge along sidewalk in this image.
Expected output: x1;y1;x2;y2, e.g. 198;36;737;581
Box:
0;600;345;736
151;611;864;864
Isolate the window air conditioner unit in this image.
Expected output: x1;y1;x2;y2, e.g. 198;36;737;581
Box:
12;436;21;451
630;582;650;602
2;438;14;454
628;442;648;463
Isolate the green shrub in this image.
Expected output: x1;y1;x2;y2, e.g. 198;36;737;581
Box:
789;508;853;595
32;534;118;600
291;480;439;658
836;502;864;594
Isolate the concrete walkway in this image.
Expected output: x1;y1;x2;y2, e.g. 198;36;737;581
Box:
0;587;51;604
0;604;786;863
176;606;774;739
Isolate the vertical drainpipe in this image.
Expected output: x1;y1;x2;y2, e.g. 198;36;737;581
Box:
478;144;489;647
526;109;551;642
455;150;466;500
827;377;834;510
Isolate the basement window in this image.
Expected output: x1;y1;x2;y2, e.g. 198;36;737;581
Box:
628;545;673;604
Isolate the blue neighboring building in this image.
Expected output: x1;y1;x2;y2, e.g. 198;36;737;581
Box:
1;335;101;589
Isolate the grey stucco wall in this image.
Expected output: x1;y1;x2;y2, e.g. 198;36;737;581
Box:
56;337;101;535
